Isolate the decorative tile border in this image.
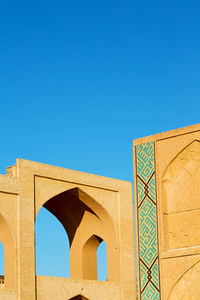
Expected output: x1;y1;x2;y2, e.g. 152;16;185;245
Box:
135;142;161;299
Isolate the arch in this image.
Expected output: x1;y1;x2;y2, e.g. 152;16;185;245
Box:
35;187;119;282
82;235;103;280
82;235;108;280
69;295;89;300
0;213;16;288
163;140;200;213
168;260;200;300
162;140;200;250
42;188;101;245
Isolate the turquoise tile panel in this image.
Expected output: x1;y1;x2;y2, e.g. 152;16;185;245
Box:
135;142;161;300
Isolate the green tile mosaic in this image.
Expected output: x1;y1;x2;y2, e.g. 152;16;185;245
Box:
135;142;161;300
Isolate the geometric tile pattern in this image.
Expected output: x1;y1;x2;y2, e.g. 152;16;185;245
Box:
135;142;161;300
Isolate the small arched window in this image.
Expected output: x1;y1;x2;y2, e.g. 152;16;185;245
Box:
97;240;107;281
82;235;107;281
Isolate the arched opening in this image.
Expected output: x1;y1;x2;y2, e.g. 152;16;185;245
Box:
35;188;118;282
82;235;107;281
35;207;70;277
97;240;107;281
69;295;89;300
0;241;4;285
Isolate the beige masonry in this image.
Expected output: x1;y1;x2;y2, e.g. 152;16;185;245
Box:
0;159;136;300
133;123;200;300
2;123;200;300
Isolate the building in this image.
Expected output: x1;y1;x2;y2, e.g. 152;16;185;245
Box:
1;123;200;299
134;123;200;300
0;158;135;300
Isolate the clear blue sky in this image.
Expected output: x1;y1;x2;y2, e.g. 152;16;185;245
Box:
0;0;200;279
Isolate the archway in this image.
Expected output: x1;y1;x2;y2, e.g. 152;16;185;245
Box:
35;187;118;282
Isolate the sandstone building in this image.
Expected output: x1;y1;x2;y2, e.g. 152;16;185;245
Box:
134;123;200;300
1;123;200;299
0;157;136;300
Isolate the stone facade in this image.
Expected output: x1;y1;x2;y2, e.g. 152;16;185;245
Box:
134;123;200;300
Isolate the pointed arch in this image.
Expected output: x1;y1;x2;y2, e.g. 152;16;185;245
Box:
42;188;101;245
162;140;200;250
69;295;89;300
82;234;102;280
35;187;119;282
163;140;200;213
82;235;108;281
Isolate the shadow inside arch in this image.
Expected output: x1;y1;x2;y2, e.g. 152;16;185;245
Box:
69;295;89;300
43;187;111;245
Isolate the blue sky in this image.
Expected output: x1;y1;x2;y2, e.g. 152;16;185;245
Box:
0;0;200;279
